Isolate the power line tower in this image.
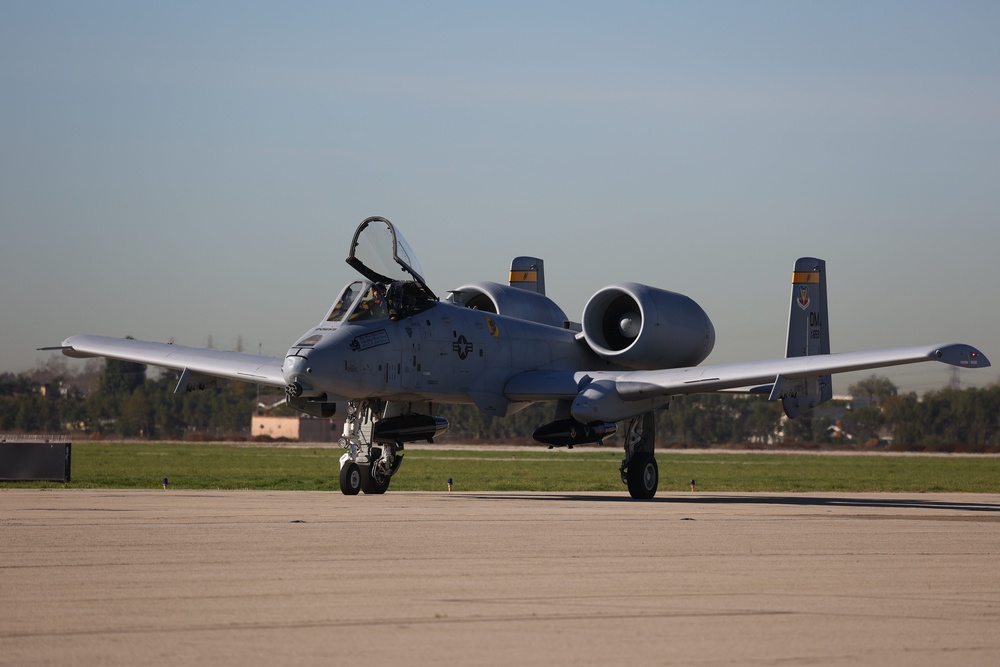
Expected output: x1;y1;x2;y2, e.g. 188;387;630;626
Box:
949;366;961;390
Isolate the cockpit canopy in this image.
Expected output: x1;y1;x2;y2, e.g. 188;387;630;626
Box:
346;216;436;300
318;217;438;327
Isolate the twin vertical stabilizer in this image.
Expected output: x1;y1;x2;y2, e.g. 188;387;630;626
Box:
509;257;545;295
772;258;832;418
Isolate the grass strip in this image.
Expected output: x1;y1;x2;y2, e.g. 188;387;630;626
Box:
3;443;999;493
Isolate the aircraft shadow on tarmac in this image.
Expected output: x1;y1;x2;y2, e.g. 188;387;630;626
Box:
465;493;1000;513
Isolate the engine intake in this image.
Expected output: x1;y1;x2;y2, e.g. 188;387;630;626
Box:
582;282;715;369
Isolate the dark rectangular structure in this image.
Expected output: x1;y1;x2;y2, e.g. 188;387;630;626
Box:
0;441;72;482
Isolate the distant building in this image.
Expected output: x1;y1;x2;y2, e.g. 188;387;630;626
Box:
251;415;339;442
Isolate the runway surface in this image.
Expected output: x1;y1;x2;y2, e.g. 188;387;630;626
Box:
3;489;1000;666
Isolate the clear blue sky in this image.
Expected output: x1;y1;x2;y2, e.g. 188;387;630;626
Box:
2;1;998;394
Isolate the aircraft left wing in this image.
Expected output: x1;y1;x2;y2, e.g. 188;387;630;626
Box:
613;343;987;397
504;343;990;423
43;335;286;389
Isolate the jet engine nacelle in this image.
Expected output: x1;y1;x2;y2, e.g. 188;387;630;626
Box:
447;281;568;328
581;282;716;369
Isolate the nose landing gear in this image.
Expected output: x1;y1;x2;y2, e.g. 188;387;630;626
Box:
336;400;412;495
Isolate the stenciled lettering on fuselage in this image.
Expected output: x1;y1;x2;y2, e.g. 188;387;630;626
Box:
452;334;474;360
350;329;390;352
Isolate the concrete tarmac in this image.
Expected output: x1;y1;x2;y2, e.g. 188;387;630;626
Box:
2;489;1000;666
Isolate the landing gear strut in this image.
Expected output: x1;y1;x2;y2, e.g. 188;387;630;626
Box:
621;412;658;499
359;445;401;494
338;400;407;495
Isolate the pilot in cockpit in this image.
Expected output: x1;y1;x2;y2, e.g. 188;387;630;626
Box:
326;285;356;322
348;283;389;322
387;282;403;321
370;283;388;319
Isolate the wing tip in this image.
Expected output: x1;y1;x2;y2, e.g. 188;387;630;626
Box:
933;344;990;369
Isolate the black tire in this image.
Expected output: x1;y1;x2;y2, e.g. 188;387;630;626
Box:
339;462;362;495
360;463;391;495
626;453;658;500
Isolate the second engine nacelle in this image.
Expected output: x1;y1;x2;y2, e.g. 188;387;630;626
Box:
447;281;568;328
581;282;715;369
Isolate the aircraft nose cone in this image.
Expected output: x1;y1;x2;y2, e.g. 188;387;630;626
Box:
282;354;309;384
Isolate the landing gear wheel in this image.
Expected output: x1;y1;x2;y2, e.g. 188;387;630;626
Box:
626;453;658;500
360;463;391;495
339;462;361;495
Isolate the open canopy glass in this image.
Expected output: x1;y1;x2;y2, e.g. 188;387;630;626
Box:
346;216;435;300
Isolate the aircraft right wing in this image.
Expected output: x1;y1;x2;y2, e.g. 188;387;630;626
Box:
43;335;286;389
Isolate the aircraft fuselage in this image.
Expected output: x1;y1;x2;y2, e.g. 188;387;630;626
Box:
281;295;608;415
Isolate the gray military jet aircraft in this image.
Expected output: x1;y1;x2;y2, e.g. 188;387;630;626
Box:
48;216;990;499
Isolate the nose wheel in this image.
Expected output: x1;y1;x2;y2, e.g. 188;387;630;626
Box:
339;461;362;495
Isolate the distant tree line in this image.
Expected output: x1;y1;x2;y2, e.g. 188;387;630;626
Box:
2;362;999;450
1;358;257;439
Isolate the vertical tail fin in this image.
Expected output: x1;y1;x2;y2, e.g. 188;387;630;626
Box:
772;257;832;418
509;256;546;295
